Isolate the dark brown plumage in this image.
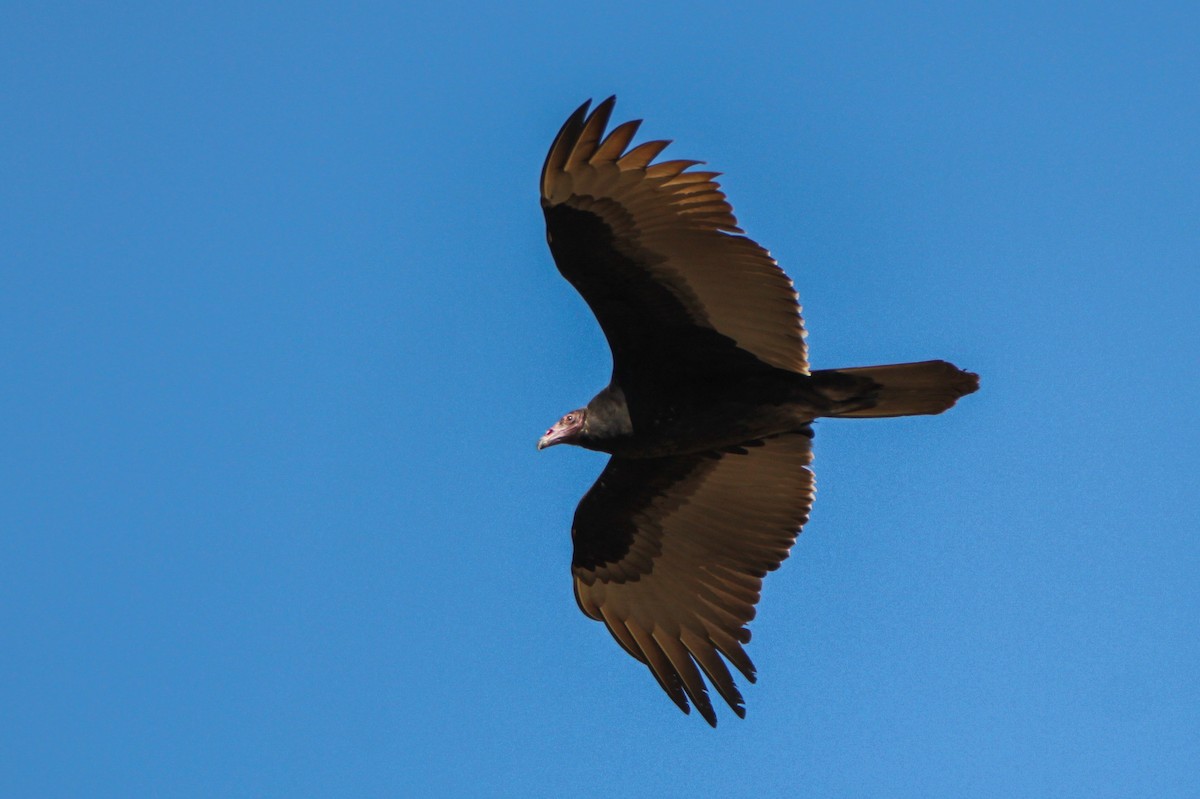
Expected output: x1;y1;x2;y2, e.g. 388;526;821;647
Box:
537;97;978;726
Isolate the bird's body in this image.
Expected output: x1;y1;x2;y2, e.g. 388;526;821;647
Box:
537;97;978;726
567;373;807;458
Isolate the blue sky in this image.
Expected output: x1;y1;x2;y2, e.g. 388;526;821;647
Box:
3;2;1197;796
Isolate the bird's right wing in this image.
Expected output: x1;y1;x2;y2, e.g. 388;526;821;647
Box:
541;97;808;400
571;430;815;726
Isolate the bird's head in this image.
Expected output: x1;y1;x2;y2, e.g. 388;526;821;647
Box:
538;409;587;450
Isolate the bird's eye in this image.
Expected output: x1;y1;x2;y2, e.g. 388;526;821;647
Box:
566;414;575;423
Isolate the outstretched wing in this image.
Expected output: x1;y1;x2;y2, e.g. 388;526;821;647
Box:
571;431;815;725
541;97;808;402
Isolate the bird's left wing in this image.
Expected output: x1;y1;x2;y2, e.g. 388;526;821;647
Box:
571;431;815;725
541;97;808;399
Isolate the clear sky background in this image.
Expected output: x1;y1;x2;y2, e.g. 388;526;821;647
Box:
3;2;1197;797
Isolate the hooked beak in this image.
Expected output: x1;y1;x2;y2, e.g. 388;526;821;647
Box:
537;428;561;451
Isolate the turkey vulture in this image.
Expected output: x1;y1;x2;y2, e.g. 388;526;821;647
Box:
538;97;978;726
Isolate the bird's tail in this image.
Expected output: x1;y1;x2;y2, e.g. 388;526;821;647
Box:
812;360;980;418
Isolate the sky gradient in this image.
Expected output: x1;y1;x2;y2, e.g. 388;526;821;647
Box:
3;2;1198;797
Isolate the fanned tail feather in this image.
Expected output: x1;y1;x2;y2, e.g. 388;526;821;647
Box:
816;360;980;418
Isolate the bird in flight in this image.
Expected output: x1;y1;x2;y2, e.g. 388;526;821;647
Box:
537;97;978;726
